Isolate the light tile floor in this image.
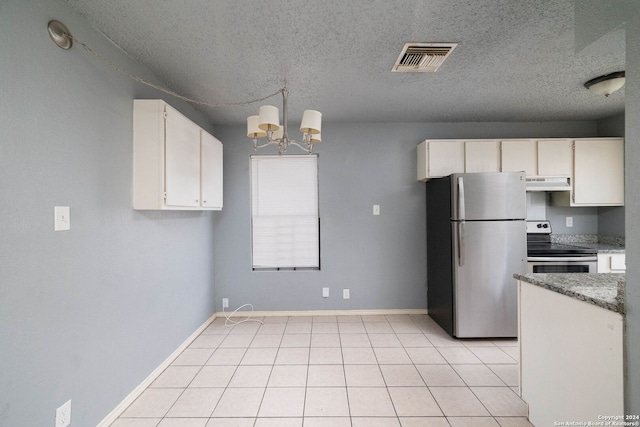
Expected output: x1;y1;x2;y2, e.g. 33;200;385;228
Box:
111;314;533;427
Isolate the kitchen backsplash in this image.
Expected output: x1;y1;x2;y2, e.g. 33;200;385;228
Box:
526;191;625;238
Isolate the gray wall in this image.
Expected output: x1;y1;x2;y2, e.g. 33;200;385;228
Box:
546;204;599;235
625;8;640;412
0;1;217;425
213;121;599;313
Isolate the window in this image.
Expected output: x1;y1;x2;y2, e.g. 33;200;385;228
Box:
251;155;319;270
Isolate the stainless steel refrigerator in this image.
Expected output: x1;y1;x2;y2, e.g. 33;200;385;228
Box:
426;172;527;338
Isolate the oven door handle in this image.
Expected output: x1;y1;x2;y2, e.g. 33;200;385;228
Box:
527;256;598;262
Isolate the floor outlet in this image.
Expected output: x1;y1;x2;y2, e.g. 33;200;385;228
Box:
55;400;71;427
322;287;330;298
222;298;229;308
343;289;350;299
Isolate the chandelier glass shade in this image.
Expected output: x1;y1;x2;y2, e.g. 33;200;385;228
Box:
247;87;321;154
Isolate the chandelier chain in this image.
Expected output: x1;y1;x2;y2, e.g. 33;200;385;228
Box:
66;33;282;108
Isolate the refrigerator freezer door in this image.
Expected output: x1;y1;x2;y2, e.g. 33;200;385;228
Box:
452;220;526;338
451;172;526;221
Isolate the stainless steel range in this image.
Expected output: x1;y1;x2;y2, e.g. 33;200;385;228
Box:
527;220;597;273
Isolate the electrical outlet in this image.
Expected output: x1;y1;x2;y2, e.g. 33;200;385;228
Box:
566;216;573;227
373;205;380;216
322;287;330;298
55;400;71;427
222;298;229;308
343;289;350;299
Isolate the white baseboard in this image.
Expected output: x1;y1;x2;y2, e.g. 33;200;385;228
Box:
98;308;429;425
97;312;217;427
218;308;428;318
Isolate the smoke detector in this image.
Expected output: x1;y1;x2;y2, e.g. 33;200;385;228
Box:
392;42;458;72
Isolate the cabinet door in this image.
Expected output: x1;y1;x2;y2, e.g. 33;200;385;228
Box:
165;106;201;207
200;131;223;210
465;140;500;173
428;140;464;177
573;139;624;206
501;140;537;176
537;139;572;176
598;253;626;273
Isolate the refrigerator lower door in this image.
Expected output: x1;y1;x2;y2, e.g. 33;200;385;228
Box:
452;220;526;338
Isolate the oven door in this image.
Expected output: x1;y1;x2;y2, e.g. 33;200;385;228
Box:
527;256;597;273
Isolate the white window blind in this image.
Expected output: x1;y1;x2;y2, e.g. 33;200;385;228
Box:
251;155;319;269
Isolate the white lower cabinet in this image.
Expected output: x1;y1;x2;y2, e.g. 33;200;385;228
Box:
133;99;223;210
518;281;623;427
597;253;626;273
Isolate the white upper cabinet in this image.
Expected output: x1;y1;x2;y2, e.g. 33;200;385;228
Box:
537;139;573;176
200;131;224;210
501;139;573;177
417;137;624;207
572;138;624;206
464;140;500;173
133;99;223;210
164;106;202;207
417;140;464;181
501;139;537;175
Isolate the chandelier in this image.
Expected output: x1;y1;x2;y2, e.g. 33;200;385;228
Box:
247;87;322;154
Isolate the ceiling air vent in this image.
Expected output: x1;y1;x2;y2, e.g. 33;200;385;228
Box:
392;42;458;72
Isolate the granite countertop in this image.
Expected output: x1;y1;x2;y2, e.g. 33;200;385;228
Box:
565;242;625;254
550;234;625;253
514;273;625;314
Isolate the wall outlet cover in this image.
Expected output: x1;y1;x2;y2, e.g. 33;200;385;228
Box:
222;298;229;308
322;287;330;298
55;400;71;427
343;289;350;299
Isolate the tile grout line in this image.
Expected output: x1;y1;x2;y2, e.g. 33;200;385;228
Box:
112;314;529;426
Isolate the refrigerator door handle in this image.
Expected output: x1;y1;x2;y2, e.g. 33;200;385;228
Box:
458;222;465;266
457;176;465;220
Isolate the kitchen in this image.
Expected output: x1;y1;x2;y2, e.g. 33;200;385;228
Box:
2;1;639;426
419;135;626;424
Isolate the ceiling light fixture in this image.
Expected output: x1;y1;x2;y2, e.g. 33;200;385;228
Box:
584;71;625;97
247;87;321;155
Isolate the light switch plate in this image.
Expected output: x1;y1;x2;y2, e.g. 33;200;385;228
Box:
373;205;380;216
322;287;329;298
54;206;70;231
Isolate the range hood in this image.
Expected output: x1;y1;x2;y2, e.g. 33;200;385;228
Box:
525;176;571;191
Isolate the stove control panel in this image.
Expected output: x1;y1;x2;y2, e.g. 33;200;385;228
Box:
526;220;552;234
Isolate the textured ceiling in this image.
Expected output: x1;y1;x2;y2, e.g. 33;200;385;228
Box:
65;0;626;126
